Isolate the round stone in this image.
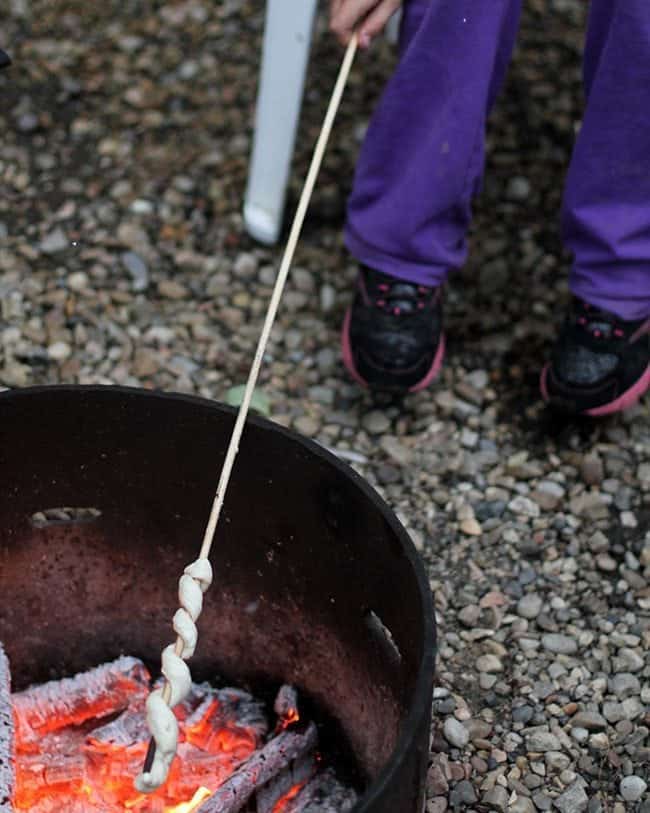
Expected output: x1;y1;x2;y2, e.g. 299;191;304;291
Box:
476;654;503;673
47;341;72;362
517;592;543;619
67;271;89;291
620;776;647;802
362;410;390;435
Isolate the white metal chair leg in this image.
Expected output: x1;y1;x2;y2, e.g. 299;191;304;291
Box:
244;0;319;245
244;4;401;246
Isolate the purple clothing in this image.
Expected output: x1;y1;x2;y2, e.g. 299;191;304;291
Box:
345;0;650;320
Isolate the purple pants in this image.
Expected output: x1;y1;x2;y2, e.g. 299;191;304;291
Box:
345;0;650;320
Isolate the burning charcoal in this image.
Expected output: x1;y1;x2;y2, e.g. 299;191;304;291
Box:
197;722;318;813
185;688;268;753
22;797;107;813
284;769;358;813
85;702;149;749
0;643;13;813
13;746;86;808
256;754;315;813
13;656;150;744
273;685;299;730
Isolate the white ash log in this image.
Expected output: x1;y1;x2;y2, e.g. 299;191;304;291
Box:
0;644;13;813
273;685;299;728
256;754;315;813
284;768;358;812
13;656;150;743
197;722;318;813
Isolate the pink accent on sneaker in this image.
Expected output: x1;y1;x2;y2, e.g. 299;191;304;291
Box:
540;363;650;416
585;363;650;416
341;307;445;392
539;364;550;402
409;333;446;393
341;308;369;388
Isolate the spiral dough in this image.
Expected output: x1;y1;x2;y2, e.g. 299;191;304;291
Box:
134;557;213;793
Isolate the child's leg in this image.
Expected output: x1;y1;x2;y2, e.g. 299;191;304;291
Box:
345;0;523;287
562;0;650;320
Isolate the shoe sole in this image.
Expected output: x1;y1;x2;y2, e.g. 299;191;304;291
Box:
341;307;446;394
540;362;650;416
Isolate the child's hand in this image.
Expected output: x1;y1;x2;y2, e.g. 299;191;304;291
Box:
330;0;402;48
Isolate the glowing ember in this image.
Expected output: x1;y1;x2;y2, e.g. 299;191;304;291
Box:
272;782;307;813
11;659;266;812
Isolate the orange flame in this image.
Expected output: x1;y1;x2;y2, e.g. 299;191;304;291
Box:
166;786;213;813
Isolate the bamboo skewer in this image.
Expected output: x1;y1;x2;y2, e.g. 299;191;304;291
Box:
137;33;359;791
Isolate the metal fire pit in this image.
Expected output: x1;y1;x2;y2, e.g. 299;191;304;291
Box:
0;386;436;812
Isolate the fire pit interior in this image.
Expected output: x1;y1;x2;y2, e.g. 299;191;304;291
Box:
0;386;436;812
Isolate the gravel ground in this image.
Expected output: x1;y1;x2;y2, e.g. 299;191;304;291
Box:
1;0;648;810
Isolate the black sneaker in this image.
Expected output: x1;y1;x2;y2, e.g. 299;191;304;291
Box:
541;298;650;416
341;266;445;393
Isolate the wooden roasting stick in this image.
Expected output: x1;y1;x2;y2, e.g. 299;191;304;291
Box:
135;33;359;793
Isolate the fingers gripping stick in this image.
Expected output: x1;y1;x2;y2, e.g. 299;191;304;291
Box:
135;33;359;793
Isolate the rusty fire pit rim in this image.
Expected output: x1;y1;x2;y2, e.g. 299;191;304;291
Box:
0;384;436;812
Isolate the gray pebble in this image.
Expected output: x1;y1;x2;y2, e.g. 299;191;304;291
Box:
362;410;390;435
554;780;589;813
476;654;503;673
517;592;543;619
542;633;578;655
510;798;536;813
448;779;477;806
507;175;531;200
121;251;149;292
512;705;534;724
40;227;69;254
525;730;562;752
532;793;553;811
613;648;644;672
620;776;647;802
482;786;509;811
508;495;541;518
443;717;469;749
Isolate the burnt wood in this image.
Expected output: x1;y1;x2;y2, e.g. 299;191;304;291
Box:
256;753;314;813
286;769;358;812
197;723;318;813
